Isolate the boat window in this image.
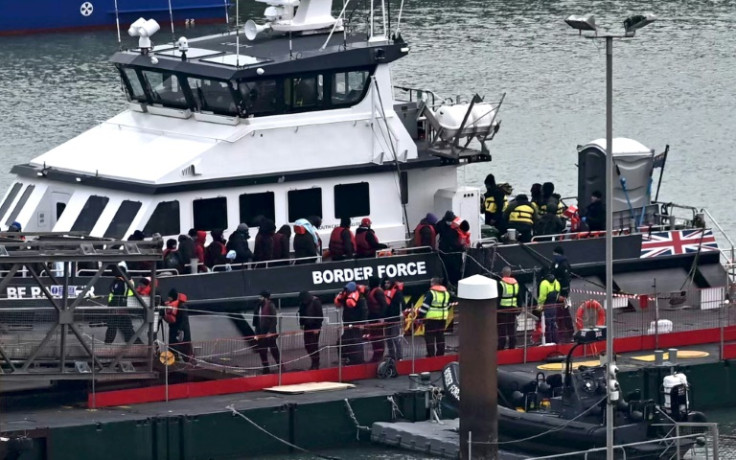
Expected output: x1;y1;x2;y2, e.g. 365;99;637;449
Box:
288;188;322;223
141;70;189;109
4;185;35;227
143;201;180;236
334;182;370;219
285;75;324;111
193;197;228;231
187;77;238;116
70;195;109;233
121;67;147;103
332;70;369;105
104;200;143;239
239;192;275;227
239;79;278;116
0;182;23;224
56;203;66;220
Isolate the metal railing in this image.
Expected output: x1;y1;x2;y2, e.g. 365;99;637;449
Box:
522;424;718;459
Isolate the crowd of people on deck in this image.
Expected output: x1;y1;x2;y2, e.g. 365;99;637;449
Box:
482;173;605;243
108;244;578;372
95;171;601;371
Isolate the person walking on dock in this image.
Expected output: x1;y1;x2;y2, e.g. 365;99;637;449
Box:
498;266;520;350
537;272;562;344
550;246;574;343
417;277;451;357
383;278;405;361
298;291;324;370
366;276;389;362
164;288;193;362
253;290;281;374
105;265;140;344
334;282;368;365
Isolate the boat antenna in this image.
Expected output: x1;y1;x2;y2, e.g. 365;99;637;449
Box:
235;0;240;66
369;0;374;39
395;0;405;38
380;0;387;38
321;0;352;51
168;0;176;47
113;0;121;48
386;0;390;39
342;0;347;49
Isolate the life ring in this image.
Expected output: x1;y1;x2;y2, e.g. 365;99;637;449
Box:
575;300;605;330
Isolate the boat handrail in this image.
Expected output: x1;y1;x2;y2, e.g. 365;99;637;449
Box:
702;208;736;248
75;268;178;277
531;229;633;242
393;85;439;108
208;255;323;272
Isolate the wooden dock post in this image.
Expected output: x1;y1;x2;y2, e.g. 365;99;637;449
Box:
457;274;499;460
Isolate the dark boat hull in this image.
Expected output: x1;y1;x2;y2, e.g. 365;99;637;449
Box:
0;233;725;312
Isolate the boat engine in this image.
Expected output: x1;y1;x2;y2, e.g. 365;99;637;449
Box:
662;372;690;421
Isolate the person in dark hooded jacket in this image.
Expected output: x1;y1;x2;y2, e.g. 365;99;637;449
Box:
190;229;206;269
355;218;387;258
226;223;253;265
177;234;195;272
530;183;543;212
532;183;563;236
272;225;292;262
298;291;324;369
481;174;507;230
436;211;463;252
205;229;227;268
293;222;318;264
253;218;276;263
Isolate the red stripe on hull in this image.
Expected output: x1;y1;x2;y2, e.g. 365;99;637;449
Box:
89;326;736;408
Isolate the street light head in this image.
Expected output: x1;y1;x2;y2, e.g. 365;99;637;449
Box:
623;13;656;37
565;14;597;33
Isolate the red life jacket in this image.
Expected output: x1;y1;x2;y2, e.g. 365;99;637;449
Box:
329;226;355;258
413;223;436;248
355;230;374;257
164;293;188;323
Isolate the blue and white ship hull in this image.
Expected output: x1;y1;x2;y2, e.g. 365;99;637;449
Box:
0;0;230;35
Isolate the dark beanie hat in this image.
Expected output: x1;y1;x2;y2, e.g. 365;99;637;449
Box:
260;290;271;299
298;291;312;302
553;246;564;255
484;173;496;187
168;288;178;299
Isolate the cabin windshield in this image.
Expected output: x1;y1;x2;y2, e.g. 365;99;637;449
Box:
121;67;147;103
239;80;278;116
141;70;189;109
187;77;238;116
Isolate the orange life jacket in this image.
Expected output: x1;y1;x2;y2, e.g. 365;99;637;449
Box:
164;293;188;324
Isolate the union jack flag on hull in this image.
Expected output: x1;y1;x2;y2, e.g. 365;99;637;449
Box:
640;229;719;259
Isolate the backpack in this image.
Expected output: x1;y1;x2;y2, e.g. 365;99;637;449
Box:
164;251;181;269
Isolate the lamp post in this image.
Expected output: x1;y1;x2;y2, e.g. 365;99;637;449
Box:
565;13;656;460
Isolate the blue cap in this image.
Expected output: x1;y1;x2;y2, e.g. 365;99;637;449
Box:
345;282;357;292
9;221;21;231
